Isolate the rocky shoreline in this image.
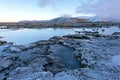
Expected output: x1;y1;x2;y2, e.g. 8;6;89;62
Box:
0;32;120;80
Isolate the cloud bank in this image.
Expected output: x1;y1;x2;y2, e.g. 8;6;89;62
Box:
77;0;120;21
39;0;120;21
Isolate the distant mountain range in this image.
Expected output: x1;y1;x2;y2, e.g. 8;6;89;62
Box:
19;16;120;24
19;17;90;23
1;16;119;28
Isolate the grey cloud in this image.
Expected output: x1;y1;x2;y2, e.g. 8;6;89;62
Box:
39;0;58;10
39;0;53;7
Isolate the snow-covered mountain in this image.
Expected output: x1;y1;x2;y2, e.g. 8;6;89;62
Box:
19;16;120;24
50;17;89;23
19;17;90;24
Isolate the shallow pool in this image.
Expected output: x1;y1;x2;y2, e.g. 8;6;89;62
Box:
0;26;120;45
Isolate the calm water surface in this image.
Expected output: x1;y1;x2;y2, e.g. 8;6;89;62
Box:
112;55;120;65
0;26;120;45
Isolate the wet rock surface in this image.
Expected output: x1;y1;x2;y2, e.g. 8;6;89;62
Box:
0;32;120;80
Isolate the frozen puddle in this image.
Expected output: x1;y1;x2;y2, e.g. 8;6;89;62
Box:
112;55;120;65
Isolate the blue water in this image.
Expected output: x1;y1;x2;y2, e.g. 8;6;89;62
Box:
0;26;120;45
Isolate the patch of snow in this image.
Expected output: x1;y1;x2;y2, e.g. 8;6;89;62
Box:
8;46;21;53
0;56;13;72
54;71;78;80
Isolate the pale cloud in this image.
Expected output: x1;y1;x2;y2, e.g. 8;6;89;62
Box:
77;0;120;20
39;0;120;20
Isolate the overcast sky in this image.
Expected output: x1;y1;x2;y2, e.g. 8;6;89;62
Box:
0;0;119;22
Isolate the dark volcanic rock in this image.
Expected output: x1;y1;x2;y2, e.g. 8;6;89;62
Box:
112;32;120;35
64;34;92;39
0;40;7;45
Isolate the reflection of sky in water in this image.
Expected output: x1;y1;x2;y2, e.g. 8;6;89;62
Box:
99;26;120;35
112;55;120;65
0;28;75;45
74;26;120;35
0;26;120;45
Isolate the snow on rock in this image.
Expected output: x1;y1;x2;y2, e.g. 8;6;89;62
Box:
36;40;54;45
27;57;48;71
8;56;50;80
0;56;13;72
3;45;23;53
74;48;97;68
22;43;37;50
0;32;120;80
3;43;37;53
8;68;53;80
8;46;22;53
54;71;78;80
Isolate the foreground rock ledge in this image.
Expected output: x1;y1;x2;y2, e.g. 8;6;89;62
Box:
0;32;120;80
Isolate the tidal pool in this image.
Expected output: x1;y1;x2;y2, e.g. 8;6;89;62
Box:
0;26;120;45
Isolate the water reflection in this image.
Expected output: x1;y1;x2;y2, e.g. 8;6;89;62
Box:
0;26;120;45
